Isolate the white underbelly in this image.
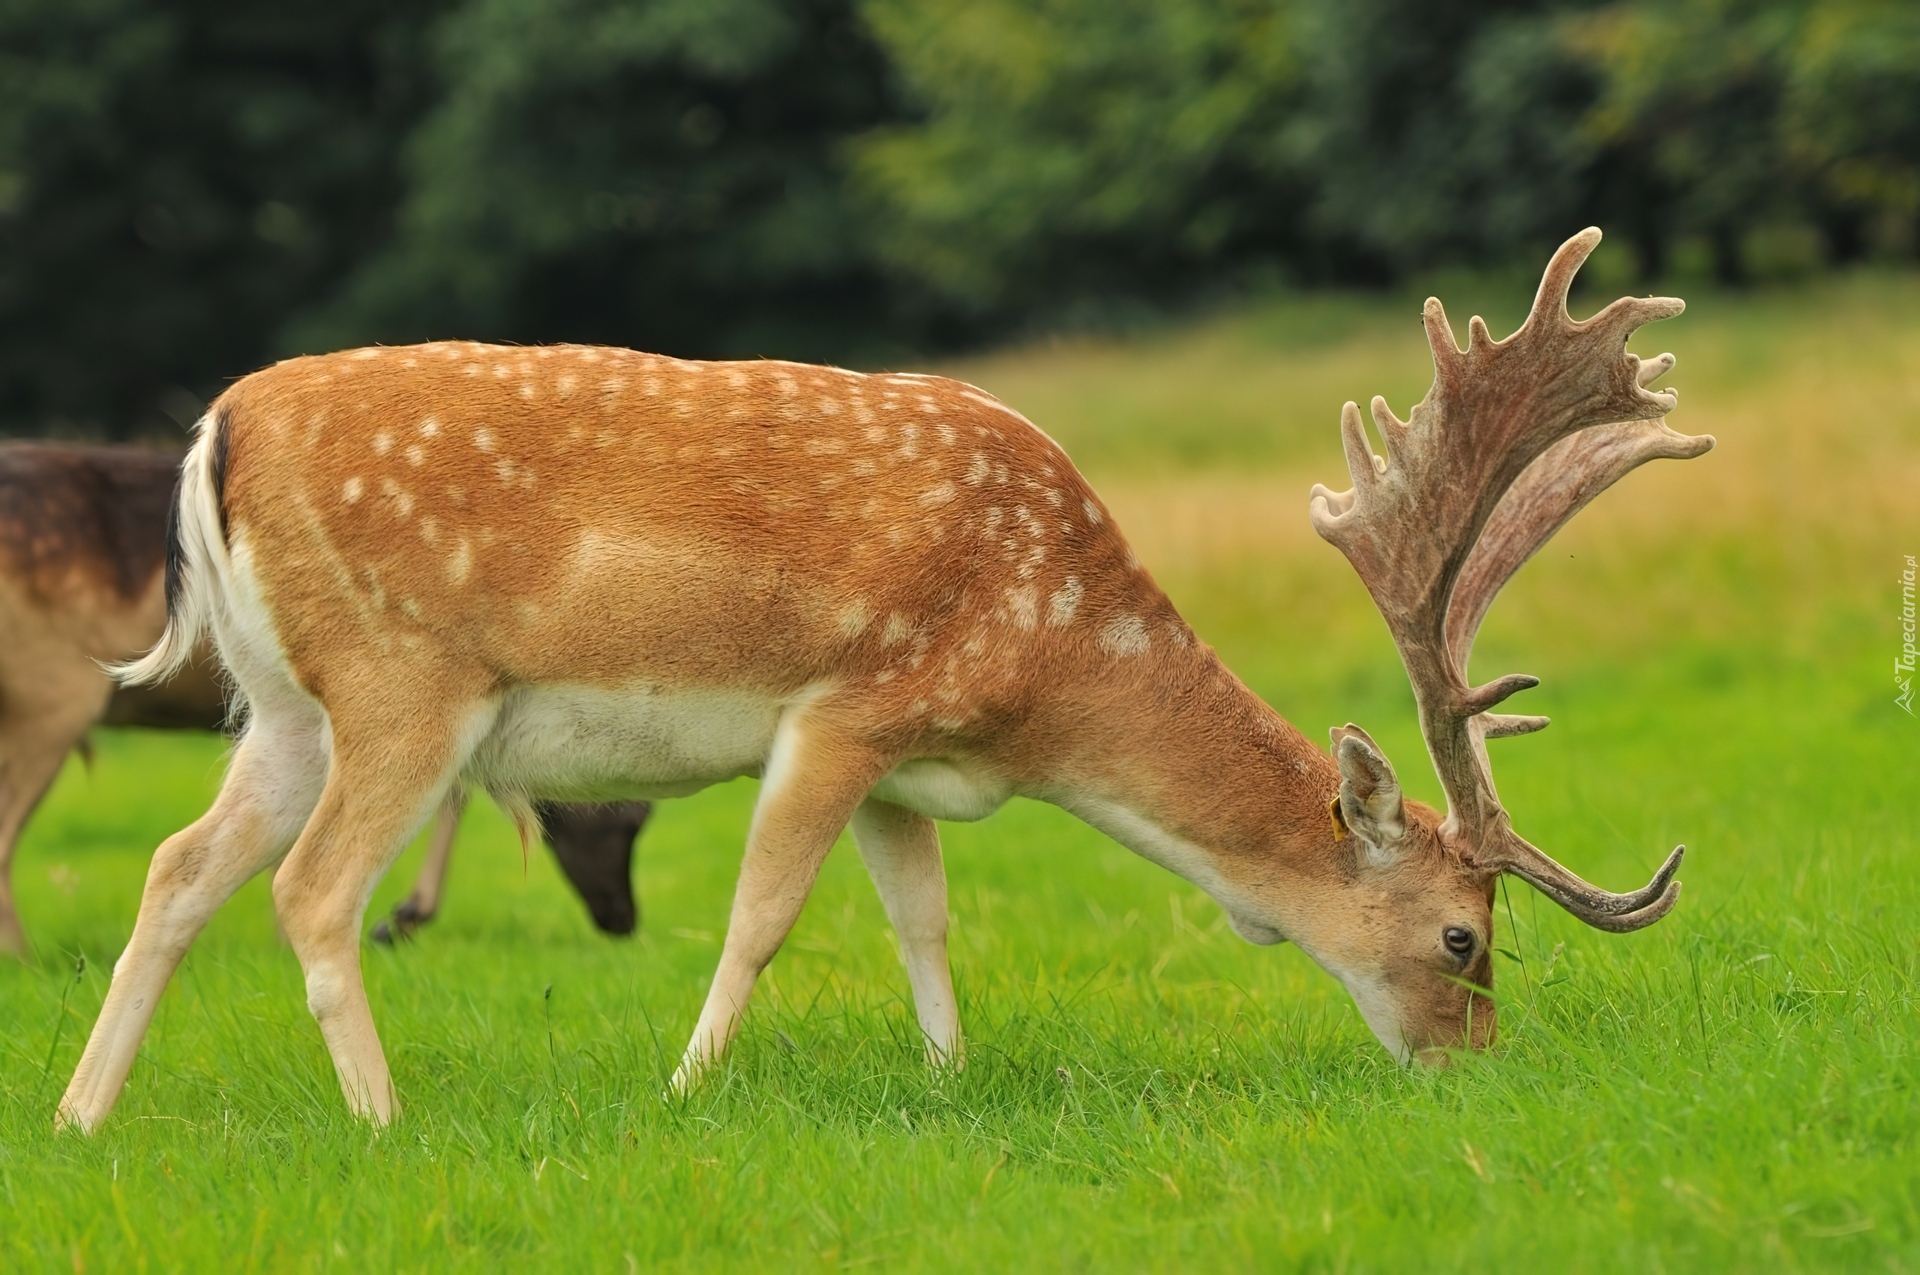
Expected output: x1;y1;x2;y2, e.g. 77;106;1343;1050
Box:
868;758;1011;823
465;683;783;801
462;682;1016;821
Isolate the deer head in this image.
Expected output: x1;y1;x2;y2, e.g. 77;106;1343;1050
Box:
1304;227;1712;1061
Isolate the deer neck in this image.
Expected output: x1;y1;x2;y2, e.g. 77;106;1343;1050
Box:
1035;645;1344;943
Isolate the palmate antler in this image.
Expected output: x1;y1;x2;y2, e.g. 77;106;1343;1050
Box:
1310;227;1713;932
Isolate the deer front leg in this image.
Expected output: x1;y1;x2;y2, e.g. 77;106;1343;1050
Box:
850;798;960;1067
58;709;327;1132
370;786;467;944
671;710;885;1092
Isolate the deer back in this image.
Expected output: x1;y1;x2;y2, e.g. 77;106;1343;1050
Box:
218;345;1192;760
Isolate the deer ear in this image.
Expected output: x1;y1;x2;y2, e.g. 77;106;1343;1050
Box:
1330;724;1406;864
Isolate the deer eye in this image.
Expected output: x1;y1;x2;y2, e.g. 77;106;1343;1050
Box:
1443;927;1475;956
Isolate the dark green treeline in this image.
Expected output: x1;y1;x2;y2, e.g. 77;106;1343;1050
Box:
4;0;1917;438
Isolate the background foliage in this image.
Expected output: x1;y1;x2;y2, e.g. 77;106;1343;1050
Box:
5;0;1920;436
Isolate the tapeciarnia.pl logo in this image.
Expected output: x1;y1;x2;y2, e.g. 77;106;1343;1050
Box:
1899;555;1917;715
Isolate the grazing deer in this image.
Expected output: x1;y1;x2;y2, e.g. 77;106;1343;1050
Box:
57;229;1707;1132
368;790;654;944
0;442;649;958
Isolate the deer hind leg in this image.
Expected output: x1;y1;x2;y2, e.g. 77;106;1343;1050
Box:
670;707;888;1092
271;692;496;1125
850;798;960;1067
57;705;327;1133
369;786;468;945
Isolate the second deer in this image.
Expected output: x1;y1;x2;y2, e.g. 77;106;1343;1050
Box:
0;443;650;957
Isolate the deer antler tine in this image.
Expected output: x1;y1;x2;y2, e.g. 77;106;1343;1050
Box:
1369;396;1407;455
1571;881;1682;933
1481;713;1549;738
1634;352;1676;388
1308;482;1355;519
1338;400;1381;488
1467;315;1495;352
1462;673;1539;715
1422;297;1462;364
1526;227;1604;332
1493;839;1685;925
1612;295;1687;327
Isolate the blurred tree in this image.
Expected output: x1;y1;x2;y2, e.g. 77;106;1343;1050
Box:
1781;0;1920;259
1278;0;1583;280
1572;0;1803;283
851;0;1303;322
0;0;453;438
299;0;901;362
4;0;1920;443
852;0;1700;306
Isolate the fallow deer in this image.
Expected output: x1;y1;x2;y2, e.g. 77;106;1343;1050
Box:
0;442;649;958
57;229;1708;1132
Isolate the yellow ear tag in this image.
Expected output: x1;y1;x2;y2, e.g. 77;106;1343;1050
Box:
1329;795;1348;842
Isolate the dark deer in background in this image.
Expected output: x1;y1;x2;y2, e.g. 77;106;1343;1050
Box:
0;443;650;958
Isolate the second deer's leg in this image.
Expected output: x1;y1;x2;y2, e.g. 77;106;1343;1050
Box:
370;786;468;944
272;697;494;1125
0;663;113;960
0;723;90;961
57;707;327;1132
670;709;886;1091
850;798;960;1066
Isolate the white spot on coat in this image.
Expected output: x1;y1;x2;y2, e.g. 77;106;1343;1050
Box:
342;477;364;504
474;427;496;452
1098;614;1151;657
1048;577;1083;626
1005;585;1038;630
447;538;473;585
372;431;393;455
380;476;414;518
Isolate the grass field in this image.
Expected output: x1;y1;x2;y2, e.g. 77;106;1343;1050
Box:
0;259;1914;1271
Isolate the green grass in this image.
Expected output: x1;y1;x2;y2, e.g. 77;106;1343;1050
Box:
1;268;1915;1271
